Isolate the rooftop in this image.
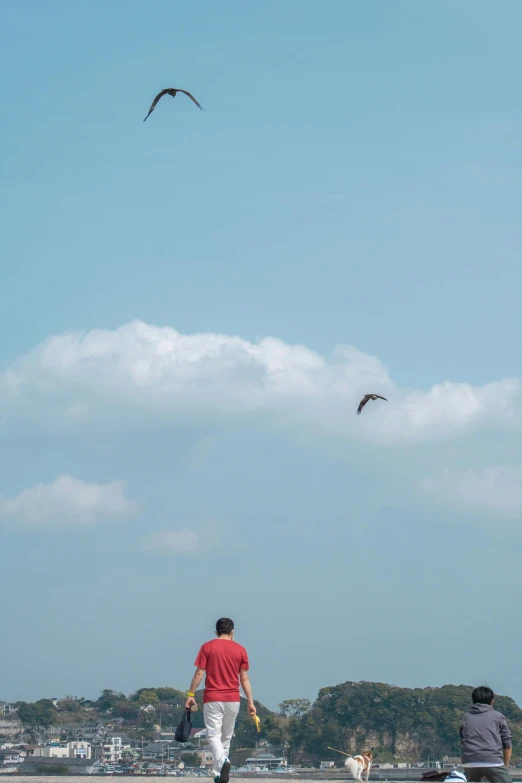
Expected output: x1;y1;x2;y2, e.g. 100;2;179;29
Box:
23;756;99;767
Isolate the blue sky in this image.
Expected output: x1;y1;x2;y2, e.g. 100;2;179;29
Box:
2;0;522;712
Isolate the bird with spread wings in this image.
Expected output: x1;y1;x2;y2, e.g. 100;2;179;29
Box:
143;88;203;121
357;394;387;415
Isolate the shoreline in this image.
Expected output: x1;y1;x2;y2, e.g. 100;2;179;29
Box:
3;777;522;783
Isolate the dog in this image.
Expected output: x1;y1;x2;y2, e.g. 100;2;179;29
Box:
344;751;372;782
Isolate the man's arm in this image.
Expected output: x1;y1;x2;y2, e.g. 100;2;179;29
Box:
240;669;256;716
185;667;205;709
500;716;512;767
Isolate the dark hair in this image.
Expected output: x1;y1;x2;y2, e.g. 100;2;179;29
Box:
472;686;494;705
216;618;234;636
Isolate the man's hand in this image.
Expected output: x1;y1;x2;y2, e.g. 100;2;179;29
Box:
240;670;256;717
185;668;205;711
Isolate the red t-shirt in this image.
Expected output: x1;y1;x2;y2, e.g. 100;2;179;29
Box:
194;639;249;703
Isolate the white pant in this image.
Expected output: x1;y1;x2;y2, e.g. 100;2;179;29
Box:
203;701;240;777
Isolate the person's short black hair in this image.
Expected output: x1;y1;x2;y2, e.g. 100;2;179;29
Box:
216;617;234;636
472;686;494;705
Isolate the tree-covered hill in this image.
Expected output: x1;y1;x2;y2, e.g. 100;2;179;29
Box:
10;686;273;744
8;681;522;762
288;682;522;763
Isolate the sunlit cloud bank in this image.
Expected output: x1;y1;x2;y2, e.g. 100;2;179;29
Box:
0;320;519;443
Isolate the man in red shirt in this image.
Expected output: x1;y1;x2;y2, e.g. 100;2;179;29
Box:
185;618;256;783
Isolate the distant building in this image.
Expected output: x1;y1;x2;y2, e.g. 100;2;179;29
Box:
26;740;92;759
198;749;214;768
375;763;411;769
245;754;286;770
140;704;156;713
321;761;335;769
89;733;130;763
22;756;101;775
142;742;171;761
159;731;177;740
68;741;92;759
102;736;123;763
0;750;23;768
443;758;462;767
121;748;140;761
104;731;132;746
32;745;69;759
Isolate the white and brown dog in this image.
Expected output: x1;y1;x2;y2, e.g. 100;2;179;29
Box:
344;751;372;782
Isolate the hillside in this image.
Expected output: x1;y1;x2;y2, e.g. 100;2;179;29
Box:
4;687;273;746
287;682;522;763
6;681;522;763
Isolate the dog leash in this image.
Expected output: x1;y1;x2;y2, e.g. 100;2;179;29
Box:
327;747;353;758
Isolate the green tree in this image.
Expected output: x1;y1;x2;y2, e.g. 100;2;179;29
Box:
112;700;140;721
154;687;184;703
180;752;202;767
58;695;83;713
231;698;273;747
137;689;160;706
279;699;311;719
16;699;56;727
262;714;289;746
96;690;127;712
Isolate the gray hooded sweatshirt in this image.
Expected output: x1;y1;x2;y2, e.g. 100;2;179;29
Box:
460;703;512;766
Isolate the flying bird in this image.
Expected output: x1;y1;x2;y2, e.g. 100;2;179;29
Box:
357;394;387;415
143;88;203;121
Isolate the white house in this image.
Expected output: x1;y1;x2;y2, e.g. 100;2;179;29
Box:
0;750;23;768
32;745;69;759
197;750;214;768
140;704;156;713
102;737;123;763
68;741;91;759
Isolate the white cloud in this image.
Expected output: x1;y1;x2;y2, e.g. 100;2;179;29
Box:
143;528;200;554
421;466;522;518
0;320;519;442
0;475;138;530
365;378;520;441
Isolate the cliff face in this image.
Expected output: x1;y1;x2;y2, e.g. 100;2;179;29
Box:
296;726;433;762
348;729;425;757
290;682;522;762
0;716;23;739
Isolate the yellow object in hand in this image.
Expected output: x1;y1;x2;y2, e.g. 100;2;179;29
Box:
252;715;261;732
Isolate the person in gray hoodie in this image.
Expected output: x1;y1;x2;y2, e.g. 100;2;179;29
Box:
460;686;512;783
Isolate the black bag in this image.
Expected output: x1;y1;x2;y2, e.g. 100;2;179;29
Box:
422;772;450;782
175;708;192;743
